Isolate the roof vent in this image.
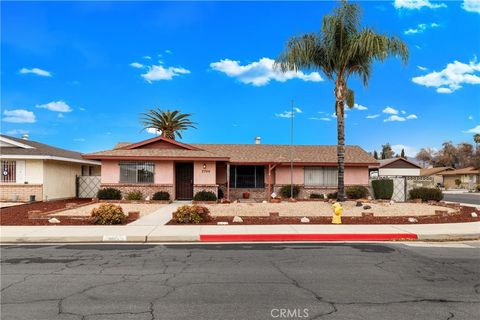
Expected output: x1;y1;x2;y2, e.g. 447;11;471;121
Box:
254;136;261;144
21;134;29;140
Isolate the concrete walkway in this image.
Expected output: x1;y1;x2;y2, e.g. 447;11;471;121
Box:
1;221;479;243
128;202;183;226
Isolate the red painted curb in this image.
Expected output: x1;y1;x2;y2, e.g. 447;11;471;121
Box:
200;233;418;242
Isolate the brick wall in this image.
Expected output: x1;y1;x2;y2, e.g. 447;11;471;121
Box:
229;188;267;201
274;185;338;199
0;184;43;201
100;184;174;200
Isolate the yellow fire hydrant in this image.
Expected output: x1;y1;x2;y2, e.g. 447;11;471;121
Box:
331;202;343;224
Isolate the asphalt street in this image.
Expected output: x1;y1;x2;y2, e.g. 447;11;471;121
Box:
443;193;480;205
1;242;479;320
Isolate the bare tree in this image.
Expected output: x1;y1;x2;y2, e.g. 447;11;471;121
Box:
415;148;434;167
434;141;457;167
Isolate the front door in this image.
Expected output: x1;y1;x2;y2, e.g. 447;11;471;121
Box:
175;162;194;200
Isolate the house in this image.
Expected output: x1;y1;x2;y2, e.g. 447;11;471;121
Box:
370;158;422;177
440;167;480;189
420;167;454;186
0;134;100;201
83;135;378;201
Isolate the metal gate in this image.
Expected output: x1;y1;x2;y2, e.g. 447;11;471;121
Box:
391;177;406;202
77;176;100;198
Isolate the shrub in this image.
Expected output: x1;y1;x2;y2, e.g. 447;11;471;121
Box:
371;180;393;200
279;185;300;198
345;186;369;199
218;188;224;199
476;184;480;192
90;203;126;225
454;179;461;186
409;187;443;202
310;193;324;199
172;205;212;224
327;192;338;199
193;190;217;201
97;188;122;200
125;190;143;200
152;191;170;201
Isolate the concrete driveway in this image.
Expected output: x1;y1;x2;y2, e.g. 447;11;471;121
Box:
443;192;480;205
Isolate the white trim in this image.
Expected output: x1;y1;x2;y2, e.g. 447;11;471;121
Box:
0;136;35;149
0;155;100;165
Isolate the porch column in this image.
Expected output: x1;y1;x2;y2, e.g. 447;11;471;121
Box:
226;163;230;201
267;163;277;201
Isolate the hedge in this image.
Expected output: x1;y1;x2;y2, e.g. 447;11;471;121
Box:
97;188;122;200
345;186;369;199
279;185;300;198
193;190;217;201
371;180;393;200
409;187;443;202
152;191;170;201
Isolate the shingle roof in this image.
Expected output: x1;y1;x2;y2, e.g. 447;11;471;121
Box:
420;167;453;176
0;134;99;164
440;167;480;176
85;138;377;165
377;157;422;168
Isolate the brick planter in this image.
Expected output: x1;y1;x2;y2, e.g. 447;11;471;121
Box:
128;211;140;220
269;212;279;218
192;201;217;204
362;212;374;218
28;210;44;219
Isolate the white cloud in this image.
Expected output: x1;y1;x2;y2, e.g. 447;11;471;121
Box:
73;138;85;142
293;107;302;113
394;0;446;10
130;62;144;68
6;129;29;135
463;0;480;13
146;128;162;135
366;114;380;119
143;56;152;60
465;125;480;134
412;59;480;93
406;114;418;119
19;67;52;77
391;144;419;157
417;66;428;71
349;103;368;110
331;112;347;119
79;107;86;111
404;23;439;35
36;101;72;112
141;65;190;82
384;115;406;122
165;50;173;54
383;107;399;115
309;117;331;121
2;109;36;123
57;113;64;118
210;58;323;86
468;115;473;120
401;110;407;114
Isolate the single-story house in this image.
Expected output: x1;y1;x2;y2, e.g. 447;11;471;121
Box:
420;167;454;186
83;135;378;201
0;134;100;201
370;158;421;177
440;167;480;189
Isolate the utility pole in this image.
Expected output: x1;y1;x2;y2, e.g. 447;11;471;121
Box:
290;100;294;199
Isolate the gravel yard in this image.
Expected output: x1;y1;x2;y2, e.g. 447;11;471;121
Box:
51;203;166;217
204;201;456;217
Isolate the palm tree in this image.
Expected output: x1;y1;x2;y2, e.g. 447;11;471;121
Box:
140;109;196;140
474;133;480;151
275;0;408;200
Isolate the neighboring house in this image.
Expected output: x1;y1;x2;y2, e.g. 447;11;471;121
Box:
0;134;100;201
83;135;378;201
440;167;480;189
420;167;454;186
370;158;421;177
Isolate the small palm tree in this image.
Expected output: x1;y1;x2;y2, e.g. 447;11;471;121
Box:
474;133;480;151
140;109;196;140
275;0;408;200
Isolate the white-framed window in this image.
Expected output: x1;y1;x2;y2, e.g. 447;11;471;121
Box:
1;160;16;183
119;161;154;184
304;167;338;186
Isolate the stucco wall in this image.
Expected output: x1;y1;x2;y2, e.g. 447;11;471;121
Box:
345;167;369;185
101;160;120;184
25;159;44;184
43;160;81;200
275;166;304;184
155;161;174;184
194;161;216;185
379;168;420;176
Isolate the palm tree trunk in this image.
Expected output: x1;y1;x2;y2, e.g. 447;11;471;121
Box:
336;100;346;202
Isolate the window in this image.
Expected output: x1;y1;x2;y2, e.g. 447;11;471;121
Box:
119;162;154;183
229;165;265;188
304;167;337;186
1;161;16;183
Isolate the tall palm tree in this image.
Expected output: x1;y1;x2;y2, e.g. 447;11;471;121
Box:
140;109;196;140
275;0;408;200
474;133;480;151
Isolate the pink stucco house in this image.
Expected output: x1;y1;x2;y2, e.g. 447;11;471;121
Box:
83;136;378;200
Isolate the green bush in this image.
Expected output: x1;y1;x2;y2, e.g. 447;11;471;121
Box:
125;190;143;200
152;191;170;201
409;187;443;201
193;190;217;201
90;203;126;225
345;186;369;199
454;179;461;186
371;180;393;200
327;192;338;199
476;184;480;192
172;205;212;224
310;193;324;199
218;188;224;199
279;185;300;198
97;188;122;200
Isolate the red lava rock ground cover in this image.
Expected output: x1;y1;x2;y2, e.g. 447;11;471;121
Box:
0;199;135;226
167;205;480;225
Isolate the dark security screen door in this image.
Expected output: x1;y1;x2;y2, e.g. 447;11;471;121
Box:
175;163;194;200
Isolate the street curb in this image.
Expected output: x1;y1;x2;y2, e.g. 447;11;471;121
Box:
199;233;418;242
0;236;147;243
416;233;480;241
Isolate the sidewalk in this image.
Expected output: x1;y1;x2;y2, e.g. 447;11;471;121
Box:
1;222;479;243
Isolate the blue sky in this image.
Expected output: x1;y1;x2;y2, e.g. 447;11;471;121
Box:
2;0;480;156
